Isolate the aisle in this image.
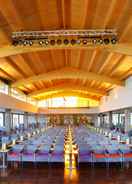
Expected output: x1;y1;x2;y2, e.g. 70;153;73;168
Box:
0;164;132;184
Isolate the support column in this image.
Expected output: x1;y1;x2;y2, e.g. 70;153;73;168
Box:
35;114;39;128
24;112;28;129
5;109;12;132
124;109;131;133
99;114;104;128
108;111;113;129
92;114;98;127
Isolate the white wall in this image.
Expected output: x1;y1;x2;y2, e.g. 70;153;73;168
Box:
0;93;38;113
39;107;99;114
99;85;132;112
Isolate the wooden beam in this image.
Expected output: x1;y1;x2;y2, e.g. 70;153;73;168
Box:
98;53;114;74
12;67;124;88
0;43;132;58
36;91;100;101
106;43;132;56
28;83;106;97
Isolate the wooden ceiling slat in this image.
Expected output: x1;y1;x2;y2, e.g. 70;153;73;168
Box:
109;56;126;77
116;0;132;41
10;55;34;76
87;50;100;72
0;68;15;81
98;53;114;74
6;57;27;78
0;1;24;31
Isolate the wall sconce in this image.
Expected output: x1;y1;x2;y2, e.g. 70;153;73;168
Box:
20;135;23;141
2;143;6;151
12;139;16;145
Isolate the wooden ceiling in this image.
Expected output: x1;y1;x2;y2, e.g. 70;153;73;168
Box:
0;0;132;102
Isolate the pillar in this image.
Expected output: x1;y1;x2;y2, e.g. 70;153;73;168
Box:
92;114;99;127
124;109;131;133
35;114;39;128
108;111;113;129
99;114;104;128
5;109;12;132
24;112;28;129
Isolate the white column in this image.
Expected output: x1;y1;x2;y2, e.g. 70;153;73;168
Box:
92;114;98;127
5;109;12;132
108;111;113;129
124;109;131;133
24;112;28;129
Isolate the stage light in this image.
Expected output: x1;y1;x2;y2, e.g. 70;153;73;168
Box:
50;39;56;45
45;40;49;45
39;40;44;45
104;38;110;44
29;40;33;46
98;39;103;44
111;38;117;44
64;39;69;45
57;39;62;45
71;39;76;45
12;40;19;46
76;40;81;44
92;39;97;44
23;40;29;46
82;40;87;44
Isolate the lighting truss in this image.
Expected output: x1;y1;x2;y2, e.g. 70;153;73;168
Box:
11;29;118;46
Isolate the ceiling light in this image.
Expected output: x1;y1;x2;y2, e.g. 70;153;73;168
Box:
82;40;87;44
50;40;56;45
111;38;117;44
64;39;69;45
39;40;44;45
57;39;62;45
104;38;110;44
71;39;76;45
76;40;81;44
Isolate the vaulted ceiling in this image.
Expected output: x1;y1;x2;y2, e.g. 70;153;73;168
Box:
0;0;132;102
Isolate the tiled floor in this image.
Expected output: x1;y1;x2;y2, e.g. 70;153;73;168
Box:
0;163;132;184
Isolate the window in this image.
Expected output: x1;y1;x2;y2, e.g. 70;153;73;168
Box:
27;97;37;106
104;115;109;124
11;88;26;102
0;113;4;127
130;113;132;127
19;114;24;124
13;114;24;129
112;114;118;126
38;97;98;108
0;81;8;94
13;114;19;128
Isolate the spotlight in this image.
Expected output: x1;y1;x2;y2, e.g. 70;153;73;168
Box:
12;40;19;46
104;38;110;44
29;40;33;46
71;39;76;45
76;40;81;44
19;40;24;45
92;39;97;44
57;39;62;45
50;39;55;45
64;39;69;45
45;40;49;45
82;40;87;44
98;39;103;44
111;38;117;44
23;40;29;46
39;40;45;45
